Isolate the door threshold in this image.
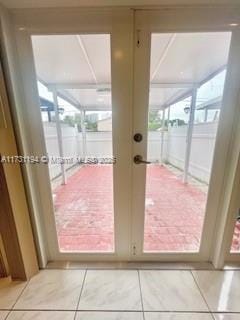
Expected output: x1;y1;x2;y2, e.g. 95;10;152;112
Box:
46;261;216;270
223;263;240;270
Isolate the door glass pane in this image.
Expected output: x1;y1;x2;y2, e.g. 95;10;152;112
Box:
231;213;240;252
31;34;114;252
144;32;231;252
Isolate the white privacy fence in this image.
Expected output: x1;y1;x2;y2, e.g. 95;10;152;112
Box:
43;123;79;179
166;122;218;183
43;121;218;184
43;123;113;180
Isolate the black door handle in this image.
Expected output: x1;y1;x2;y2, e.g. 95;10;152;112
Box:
134;155;151;164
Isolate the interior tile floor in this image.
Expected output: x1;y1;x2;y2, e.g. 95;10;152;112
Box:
53;165;240;253
1;269;240;319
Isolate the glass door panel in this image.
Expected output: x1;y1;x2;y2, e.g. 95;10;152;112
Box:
143;32;231;253
231;213;240;253
31;34;114;253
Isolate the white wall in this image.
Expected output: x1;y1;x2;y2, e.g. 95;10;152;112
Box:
43;121;218;184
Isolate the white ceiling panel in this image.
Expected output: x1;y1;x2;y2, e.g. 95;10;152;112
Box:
150;33;173;80
150;32;231;83
149;32;231;108
68;88;111;109
149;87;187;110
80;34;111;84
32;32;232;110
32;34;110;84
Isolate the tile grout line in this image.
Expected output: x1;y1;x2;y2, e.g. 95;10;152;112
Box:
74;269;87;320
190;270;215;320
3;309;240;314
3;280;30;319
10;280;30;311
137;270;145;320
3;310;10;320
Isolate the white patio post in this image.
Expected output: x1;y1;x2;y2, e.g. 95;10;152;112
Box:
166;106;171;162
80;110;87;158
52;89;66;185
74;123;80;156
167;106;171;127
204;108;208;122
160;108;165;165
183;88;197;183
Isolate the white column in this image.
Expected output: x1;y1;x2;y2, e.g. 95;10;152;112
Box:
80;110;87;158
52;89;66;185
183;88;197;183
160;109;165;165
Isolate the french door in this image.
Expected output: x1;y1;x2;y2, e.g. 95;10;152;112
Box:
131;9;240;262
14;7;240;263
15;9;134;262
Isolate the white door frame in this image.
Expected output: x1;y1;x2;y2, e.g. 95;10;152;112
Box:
217;150;240;266
131;7;240;263
13;8;134;262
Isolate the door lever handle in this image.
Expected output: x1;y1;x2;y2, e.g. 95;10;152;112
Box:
134;155;151;164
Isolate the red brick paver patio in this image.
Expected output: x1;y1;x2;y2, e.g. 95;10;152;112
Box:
144;165;206;252
53;165;114;252
53;164;240;253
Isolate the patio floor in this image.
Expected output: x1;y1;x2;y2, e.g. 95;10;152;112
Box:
53;164;240;253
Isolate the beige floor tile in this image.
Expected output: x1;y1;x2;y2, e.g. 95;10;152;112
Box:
78;270;142;311
140;270;208;311
0;277;27;309
192;271;240;312
144;313;213;320
0;311;9;320
14;270;85;310
7;311;75;320
213;314;240;320
76;312;144;319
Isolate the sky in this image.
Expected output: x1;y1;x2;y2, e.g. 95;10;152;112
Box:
168;69;226;124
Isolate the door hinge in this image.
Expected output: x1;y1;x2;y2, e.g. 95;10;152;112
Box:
136;30;141;48
132;244;137;255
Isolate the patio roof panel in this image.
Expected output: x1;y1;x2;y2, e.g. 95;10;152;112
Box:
32;35;95;84
151;32;231;84
32;32;232;111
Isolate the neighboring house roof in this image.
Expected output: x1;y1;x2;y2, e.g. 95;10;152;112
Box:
40;97;64;113
40;97;54;110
